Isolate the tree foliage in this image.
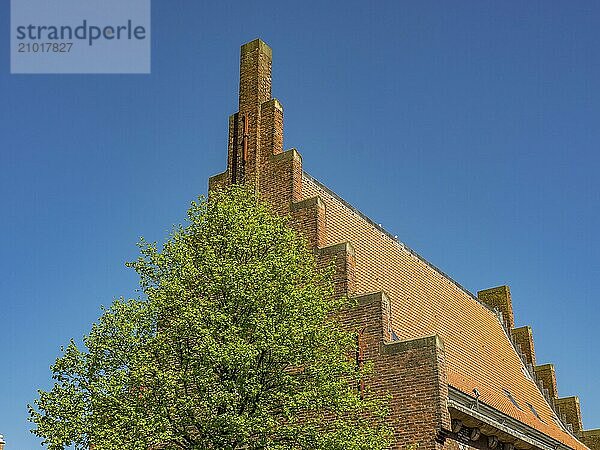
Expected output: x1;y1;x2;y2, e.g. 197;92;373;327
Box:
29;186;392;450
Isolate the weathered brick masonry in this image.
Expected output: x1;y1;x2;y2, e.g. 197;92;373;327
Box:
209;39;598;450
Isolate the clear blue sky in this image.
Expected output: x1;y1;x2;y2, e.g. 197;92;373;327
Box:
1;1;599;447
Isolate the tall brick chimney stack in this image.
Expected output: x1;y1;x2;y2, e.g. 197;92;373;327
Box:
226;39;284;192
478;285;515;330
238;39;272;116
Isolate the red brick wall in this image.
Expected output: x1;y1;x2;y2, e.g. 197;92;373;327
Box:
580;430;600;450
290;196;327;248
340;293;450;450
377;335;450;450
511;326;536;366
477;286;514;330
555;397;583;434
534;364;558;399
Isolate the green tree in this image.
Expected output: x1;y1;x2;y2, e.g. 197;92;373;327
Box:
29;186;391;450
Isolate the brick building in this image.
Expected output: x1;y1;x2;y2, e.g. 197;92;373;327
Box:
209;39;599;450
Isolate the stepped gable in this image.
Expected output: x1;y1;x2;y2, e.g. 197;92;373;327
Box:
209;38;596;450
301;173;586;450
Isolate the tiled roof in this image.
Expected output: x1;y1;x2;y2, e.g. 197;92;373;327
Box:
302;173;588;450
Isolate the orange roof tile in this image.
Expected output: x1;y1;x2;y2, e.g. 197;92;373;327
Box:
302;173;588;450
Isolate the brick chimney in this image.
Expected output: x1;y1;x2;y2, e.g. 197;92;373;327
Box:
512;325;536;366
210;39;298;213
535;363;558;399
580;429;600;450
555;396;583;434
478;285;514;330
226;39;283;191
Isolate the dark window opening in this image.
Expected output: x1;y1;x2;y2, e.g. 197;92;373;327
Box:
527;402;545;423
503;389;522;410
